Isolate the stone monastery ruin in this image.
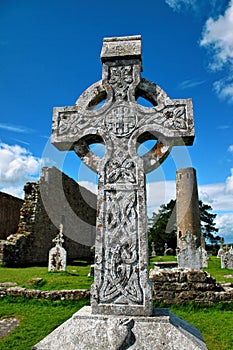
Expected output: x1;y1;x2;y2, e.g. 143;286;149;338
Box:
0;166;96;266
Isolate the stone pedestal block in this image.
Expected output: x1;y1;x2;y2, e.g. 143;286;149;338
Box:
32;306;207;350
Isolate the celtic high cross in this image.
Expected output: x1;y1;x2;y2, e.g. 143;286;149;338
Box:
51;36;194;316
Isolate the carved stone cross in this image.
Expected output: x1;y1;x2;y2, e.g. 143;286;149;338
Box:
51;35;194;316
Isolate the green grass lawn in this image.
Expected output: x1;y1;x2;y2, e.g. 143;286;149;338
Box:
0;257;233;349
169;302;233;350
0;297;232;349
0;297;89;350
1;256;232;290
204;256;233;283
0;260;93;290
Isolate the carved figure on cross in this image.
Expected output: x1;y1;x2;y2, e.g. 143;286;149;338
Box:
51;35;194;316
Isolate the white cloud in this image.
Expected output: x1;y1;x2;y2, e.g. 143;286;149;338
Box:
217;125;231;130
225;168;233;194
200;0;233;102
147;180;176;216
165;0;220;14
165;0;197;12
213;77;233;103
0;143;41;197
147;176;233;215
199;182;233;211
166;0;233;102
215;213;233;243
200;0;233;70
178;79;206;90
146;168;233;242
0;123;33;133
228;145;233;153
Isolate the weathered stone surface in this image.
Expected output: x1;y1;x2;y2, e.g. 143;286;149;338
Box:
0;192;23;240
48;246;67;272
39;166;97;247
0;282;17;287
51;35;194;317
0;234;28;266
0;317;20;338
176;167;207;269
48;224;67;272
177;231;207;270
176;167;201;249
32;306;207;350
217;247;224;258
0;286;90;300
221;251;233;269
34;35;208;349
149;267;233;305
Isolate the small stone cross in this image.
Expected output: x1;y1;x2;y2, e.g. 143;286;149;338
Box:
52;223;64;247
151;242;156;257
51;35;194;316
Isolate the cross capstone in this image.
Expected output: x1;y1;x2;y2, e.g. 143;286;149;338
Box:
51;35;194;316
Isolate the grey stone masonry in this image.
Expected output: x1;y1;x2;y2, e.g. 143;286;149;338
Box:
176;167;207;269
150;267;233;305
0;192;23;240
33;306;207;350
176;167;201;250
51;35;194;317
0;166;96;266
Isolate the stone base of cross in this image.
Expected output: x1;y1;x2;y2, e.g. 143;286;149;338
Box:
51;35;194;317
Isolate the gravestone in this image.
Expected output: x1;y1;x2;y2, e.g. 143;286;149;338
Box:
164;242;168;256
217;246;224;258
201;246;208;268
151;242;156;257
221;246;233;269
217;238;224;258
33;35;207;349
177;230;207;270
48;224;67;272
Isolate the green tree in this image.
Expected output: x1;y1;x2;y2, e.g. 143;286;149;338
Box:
148;199;176;255
199;200;220;245
148;199;220;255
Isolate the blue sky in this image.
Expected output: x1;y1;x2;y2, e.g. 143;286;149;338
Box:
0;0;233;243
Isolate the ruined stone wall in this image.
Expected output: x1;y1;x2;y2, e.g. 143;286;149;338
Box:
1;270;232;304
2;167;97;265
150;268;233;304
0;192;23;240
176;167;201;249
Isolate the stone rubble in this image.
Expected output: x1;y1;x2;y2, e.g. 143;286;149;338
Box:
150;267;233;304
0;317;20;338
0;286;90;300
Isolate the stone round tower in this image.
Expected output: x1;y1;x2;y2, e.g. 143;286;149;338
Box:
176;167;201;250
